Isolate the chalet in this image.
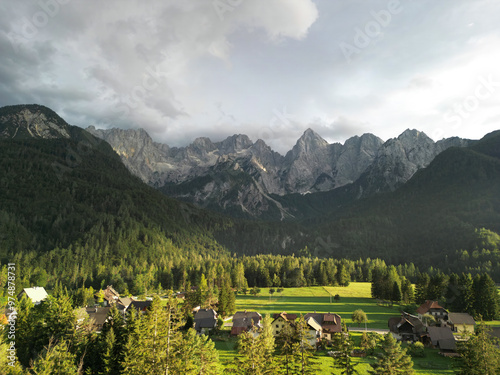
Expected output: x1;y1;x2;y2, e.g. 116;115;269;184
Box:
446;312;475;334
417;300;448;322
303;312;342;341
427;326;456;353
18;287;48;305
231;311;262;336
272;312;297;336
388;313;426;342
194;309;218;334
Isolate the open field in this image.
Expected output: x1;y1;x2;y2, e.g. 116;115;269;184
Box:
235;283;400;329
215;282;496;374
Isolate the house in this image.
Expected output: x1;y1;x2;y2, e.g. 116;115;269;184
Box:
304;312;342;341
231;311;262;336
388;313;426;342
85;306;111;331
194;309;218;334
18;287;48;305
417;300;448;322
96;285;120;306
427;326;456;352
446;313;475;334
272;312;297;336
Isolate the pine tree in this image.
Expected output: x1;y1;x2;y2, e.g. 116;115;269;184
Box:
122;308;143;375
414;273;430;305
218;275;236;318
456;322;500;375
392;281;402;304
369;333;414;375
293;316;319;375
30;339;81;375
333;330;359;375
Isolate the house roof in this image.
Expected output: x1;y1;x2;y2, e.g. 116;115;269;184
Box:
194;310;218;330
194;309;217;320
272;312;298;322
86;306;111;328
448;313;475;326
233;311;261;320
417;300;446;315
129;301;152;312
306;317;322;332
19;287;48;304
427;327;456;350
116;297;134;310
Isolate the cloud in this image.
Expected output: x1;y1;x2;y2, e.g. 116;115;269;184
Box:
0;0;499;154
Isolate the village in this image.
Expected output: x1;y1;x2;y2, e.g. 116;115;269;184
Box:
14;283;500;367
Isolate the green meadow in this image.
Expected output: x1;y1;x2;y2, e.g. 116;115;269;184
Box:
214;282;458;374
235;283;399;329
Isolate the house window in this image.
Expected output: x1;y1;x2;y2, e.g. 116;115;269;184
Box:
276;324;279;328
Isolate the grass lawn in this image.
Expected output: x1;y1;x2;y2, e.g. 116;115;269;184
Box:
236;283;401;329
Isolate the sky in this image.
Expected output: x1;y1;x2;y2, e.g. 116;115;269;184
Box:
1;0;500;154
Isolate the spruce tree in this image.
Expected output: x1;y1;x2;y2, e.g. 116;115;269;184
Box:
456;322;500;375
333;331;359;375
369;333;414;375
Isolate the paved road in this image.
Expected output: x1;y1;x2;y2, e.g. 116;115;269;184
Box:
348;327;389;335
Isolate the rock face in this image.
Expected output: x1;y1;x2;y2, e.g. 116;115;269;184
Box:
0;104;72;139
87;125;469;218
356;129;471;196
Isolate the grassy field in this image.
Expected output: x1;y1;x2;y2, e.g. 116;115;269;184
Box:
216;282;461;374
235;283;401;329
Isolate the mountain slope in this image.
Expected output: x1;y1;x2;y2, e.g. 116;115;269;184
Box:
309;131;500;268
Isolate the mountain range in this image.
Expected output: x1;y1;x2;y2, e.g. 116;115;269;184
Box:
1;104;499;274
86;124;470;220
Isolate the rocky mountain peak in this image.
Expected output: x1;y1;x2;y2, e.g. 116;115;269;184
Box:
0;104;71;139
217;134;253;154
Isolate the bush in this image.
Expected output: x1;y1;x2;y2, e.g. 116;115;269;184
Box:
408;341;425;357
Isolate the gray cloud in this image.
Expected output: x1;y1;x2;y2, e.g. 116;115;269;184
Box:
1;0;499;154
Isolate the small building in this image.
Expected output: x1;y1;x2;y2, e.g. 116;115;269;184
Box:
388;312;426;342
231;311;262;336
116;297;135;316
446;313;475;334
304;316;322;347
96;285;120;306
417;300;448;322
85;306;111;331
194;308;218;334
18;287;48;305
272;312;297;337
427;326;456;352
304;312;342;341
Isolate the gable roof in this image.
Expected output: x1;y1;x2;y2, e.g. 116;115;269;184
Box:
194;309;217;320
427;327;456;350
86;306;111;328
232;311;262;328
19;287;48;304
194;309;218;330
417;300;446;315
306;317;322;332
447;312;475;326
272;312;297;322
304;312;342;334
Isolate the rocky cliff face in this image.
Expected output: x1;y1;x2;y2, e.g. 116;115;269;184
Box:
356;129;471;197
0;104;72;139
87;125;470;218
